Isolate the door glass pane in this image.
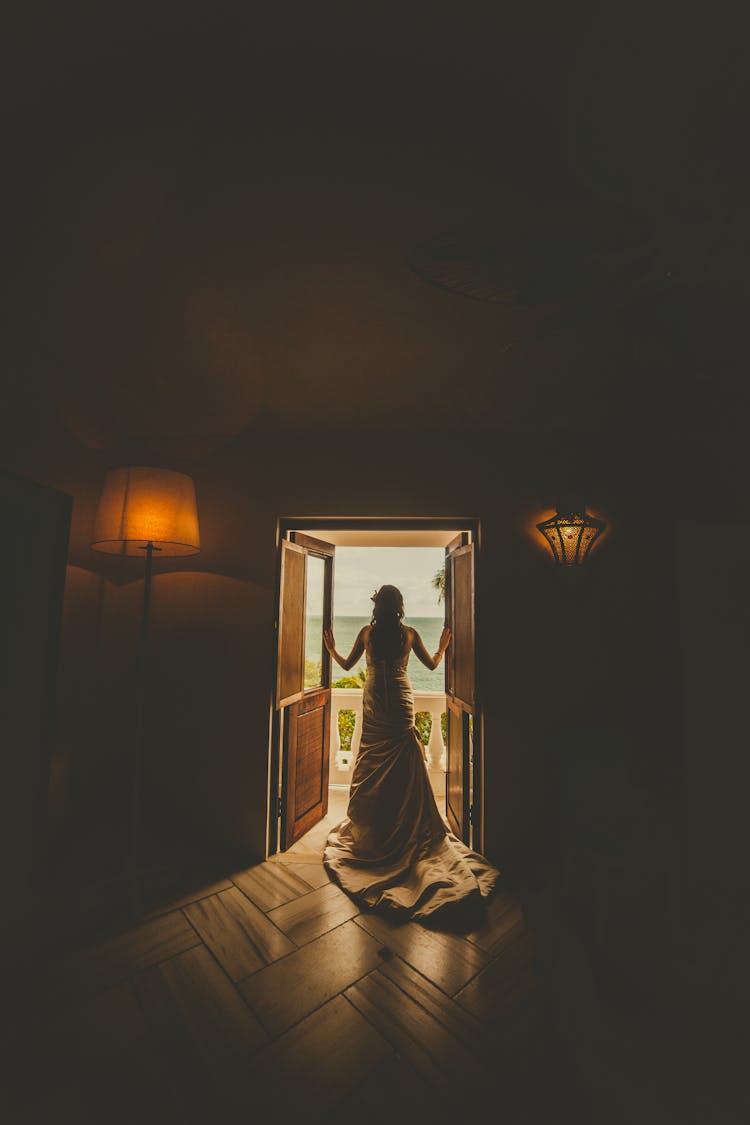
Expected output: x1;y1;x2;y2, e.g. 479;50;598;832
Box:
304;554;325;688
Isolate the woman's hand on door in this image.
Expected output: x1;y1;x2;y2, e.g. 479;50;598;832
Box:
439;626;452;653
323;627;336;654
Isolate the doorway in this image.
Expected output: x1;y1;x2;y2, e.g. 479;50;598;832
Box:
268;518;481;859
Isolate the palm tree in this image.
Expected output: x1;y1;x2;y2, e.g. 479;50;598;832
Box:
432;565;446;605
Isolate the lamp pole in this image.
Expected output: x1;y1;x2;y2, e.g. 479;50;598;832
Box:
90;466;200;921
130;540;161;916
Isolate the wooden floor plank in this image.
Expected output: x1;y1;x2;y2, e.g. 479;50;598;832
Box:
66;910;201;993
462;889;527;956
377;953;488;1051
46;979;149;1071
183;887;295;980
376;953;524;1080
353;911;490;995
134;944;268;1061
34;852;551;1125
454;926;541;1045
238;918;385;1036
231;861;314;911
70;979;148;1050
328;1049;446;1124
241;995;394;1121
142;877;234;920
268;857;332;889
345;968;488;1091
267;880;360;944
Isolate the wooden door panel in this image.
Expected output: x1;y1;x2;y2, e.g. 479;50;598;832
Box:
273;531;335;854
282;688;331;848
448;543;475;711
444;531;466;697
277;540;306;708
446;699;470;841
444;535;475;845
295;706;328;812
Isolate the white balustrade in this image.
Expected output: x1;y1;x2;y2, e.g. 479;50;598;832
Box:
330;688;446;788
330;688;364;777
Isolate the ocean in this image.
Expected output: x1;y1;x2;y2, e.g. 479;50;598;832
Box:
305;616;446;692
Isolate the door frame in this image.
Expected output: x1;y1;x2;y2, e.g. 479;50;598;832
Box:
268;516;483;856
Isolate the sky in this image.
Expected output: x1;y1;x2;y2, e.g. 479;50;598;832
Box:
329;547;445;618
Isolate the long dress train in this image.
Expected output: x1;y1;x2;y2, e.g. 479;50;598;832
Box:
323;647;500;923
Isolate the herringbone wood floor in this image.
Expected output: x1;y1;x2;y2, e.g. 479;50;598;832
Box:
5;799;580;1125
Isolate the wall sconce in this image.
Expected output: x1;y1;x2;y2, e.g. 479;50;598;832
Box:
91;466;200;916
536;501;605;566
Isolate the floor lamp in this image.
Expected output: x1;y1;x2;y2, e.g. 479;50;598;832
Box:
91;466;201;917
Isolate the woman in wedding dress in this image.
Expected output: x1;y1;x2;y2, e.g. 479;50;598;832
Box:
323;585;500;925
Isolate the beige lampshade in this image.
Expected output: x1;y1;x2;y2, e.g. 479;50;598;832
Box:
91;467;201;557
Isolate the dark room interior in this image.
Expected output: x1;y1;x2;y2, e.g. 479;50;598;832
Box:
1;3;748;1123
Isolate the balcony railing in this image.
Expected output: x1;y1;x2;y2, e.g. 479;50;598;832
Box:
330;688;446;792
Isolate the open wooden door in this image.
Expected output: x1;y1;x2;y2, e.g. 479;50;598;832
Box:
275;532;335;849
444;532;475;845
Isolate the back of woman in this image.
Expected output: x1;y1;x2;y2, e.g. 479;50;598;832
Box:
322;582;498;925
367;584;408;665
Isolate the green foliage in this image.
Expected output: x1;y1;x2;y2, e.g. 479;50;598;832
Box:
332;669;366;750
432;565;446;605
304;658;322;688
332;676;359;689
414;712;430;748
337;709;356;750
332;670;366;689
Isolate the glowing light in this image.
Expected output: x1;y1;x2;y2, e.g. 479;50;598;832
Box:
536;504;605;566
91;466;200;557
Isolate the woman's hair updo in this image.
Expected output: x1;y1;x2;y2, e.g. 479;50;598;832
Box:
369;585;406;661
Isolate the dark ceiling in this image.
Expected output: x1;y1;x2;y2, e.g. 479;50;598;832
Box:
2;2;748;461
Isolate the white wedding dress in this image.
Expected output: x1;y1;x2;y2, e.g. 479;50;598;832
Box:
323;644;500;923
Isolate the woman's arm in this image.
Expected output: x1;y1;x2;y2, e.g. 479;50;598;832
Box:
324;626;366;671
411;626;451;671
